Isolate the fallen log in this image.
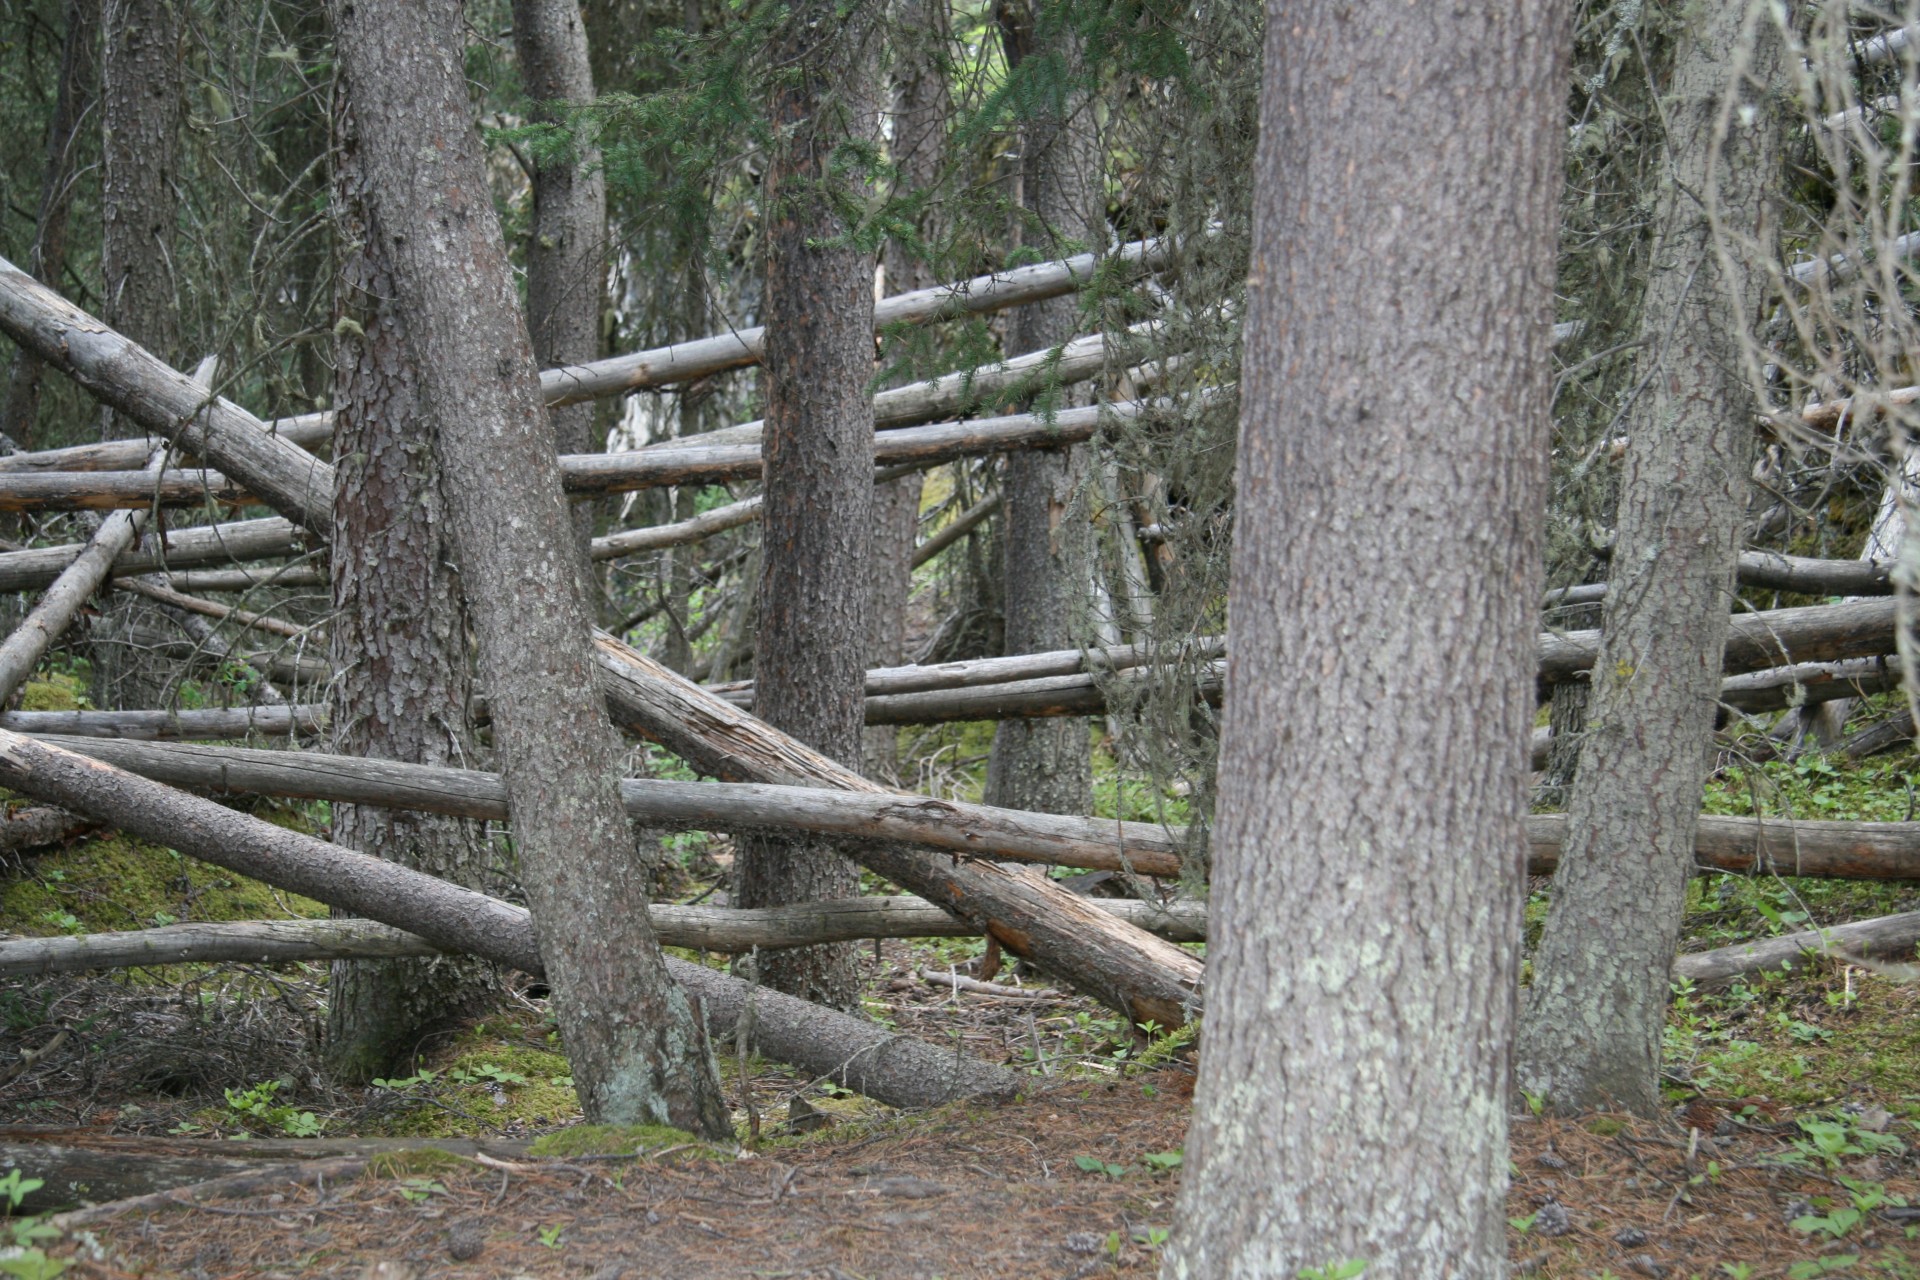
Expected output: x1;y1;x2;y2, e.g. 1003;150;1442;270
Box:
0;804;92;852
1672;910;1920;987
0;704;322;740
0;468;250;512
0;516;312;594
1718;656;1900;715
31;735;1187;877
0;731;1020;1109
1539;598;1897;689
164;565;328;593
0;897;1208;974
1800;383;1920;433
912;492;1000;569
1736;551;1893;596
0;257;332;532
588;634;1206;1029
1527;812;1920;879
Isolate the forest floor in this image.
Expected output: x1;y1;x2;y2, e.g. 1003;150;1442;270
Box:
5;725;1920;1276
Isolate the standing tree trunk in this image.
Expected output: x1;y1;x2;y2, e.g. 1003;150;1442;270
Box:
863;0;950;784
327;0;730;1136
731;0;883;1011
512;0;606;575
323;96;498;1085
985;0;1096;817
1162;3;1567;1276
99;0;181;381
1516;3;1786;1117
3;0;96;453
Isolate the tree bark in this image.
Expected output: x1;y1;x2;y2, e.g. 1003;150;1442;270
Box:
1517;3;1787;1117
327;0;729;1135
0;731;1018;1111
323;94;497;1084
734;0;884;1010
99;0;181;383
986;0;1100;819
512;0;606;570
1164;4;1567;1276
2;0;96;452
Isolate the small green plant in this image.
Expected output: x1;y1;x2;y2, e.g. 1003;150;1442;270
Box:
1775;1113;1906;1169
450;1062;529;1087
0;1170;70;1280
1073;1155;1126;1179
395;1178;446;1204
1142;1150;1182;1174
1718;1265;1754;1279
1507;1210;1537;1234
371;1068;439;1090
223;1079;322;1137
1788;1258;1861;1279
1792;1176;1909;1239
536;1224;565;1250
1298;1262;1367;1280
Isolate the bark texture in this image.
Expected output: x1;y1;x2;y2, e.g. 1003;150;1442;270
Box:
99;0;181;375
1163;4;1568;1276
3;0;96;451
1516;4;1786;1117
512;0;606;569
734;0;883;1010
324;98;496;1084
986;1;1098;817
327;0;729;1136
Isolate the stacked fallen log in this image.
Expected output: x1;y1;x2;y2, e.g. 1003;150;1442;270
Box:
0;731;1019;1109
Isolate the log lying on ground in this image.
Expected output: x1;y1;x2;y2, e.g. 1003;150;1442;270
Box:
589;634;1206;1029
1673;910;1920;987
0;805;92;852
33;735;1187;877
0;468;250;512
0;896;1208;974
912;493;1000;569
1800;384;1920;433
165;565;328;593
0;730;1019;1109
1718;656;1900;715
1736;551;1893;596
0;257;332;531
1527;812;1920;879
0;705;322;740
1539;598;1897;689
0;517;312;594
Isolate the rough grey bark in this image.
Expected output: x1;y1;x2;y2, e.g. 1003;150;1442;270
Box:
323;98;497;1085
3;0;96;452
327;0;729;1136
864;0;950;782
733;0;883;1011
1162;3;1567;1276
512;0;606;572
985;0;1098;817
1516;3;1787;1117
98;0;181;378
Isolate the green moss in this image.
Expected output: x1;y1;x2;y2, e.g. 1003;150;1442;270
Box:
1584;1116;1625;1136
19;677;83;712
528;1123;699;1157
363;1148;475;1179
0;833;327;935
363;1034;581;1138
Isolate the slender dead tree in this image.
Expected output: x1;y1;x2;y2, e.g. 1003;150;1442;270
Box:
1516;1;1788;1116
985;0;1097;817
1163;2;1568;1275
512;0;607;572
327;0;730;1134
3;0;96;452
322;95;497;1084
731;0;884;1011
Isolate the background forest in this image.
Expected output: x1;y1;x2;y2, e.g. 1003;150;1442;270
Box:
0;0;1919;1276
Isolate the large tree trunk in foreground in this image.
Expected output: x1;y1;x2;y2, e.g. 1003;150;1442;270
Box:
2;0;96;452
0;731;1018;1112
1517;3;1786;1118
1164;5;1567;1277
986;0;1098;820
591;635;1206;1028
512;0;606;571
328;0;728;1136
734;0;883;1010
324;97;495;1084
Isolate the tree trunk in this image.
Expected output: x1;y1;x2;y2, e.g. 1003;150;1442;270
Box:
1163;3;1567;1276
327;0;729;1136
323;96;496;1085
98;0;181;379
2;0;96;453
1516;3;1787;1117
512;0;606;573
733;0;883;1011
986;0;1099;818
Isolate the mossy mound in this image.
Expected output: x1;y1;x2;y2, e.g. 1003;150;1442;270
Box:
528;1123;702;1158
0;832;327;936
362;1032;582;1138
19;676;85;712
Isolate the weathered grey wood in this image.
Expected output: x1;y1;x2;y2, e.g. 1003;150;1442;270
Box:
30;734;1188;877
1673;910;1920;987
912;492;999;569
0;517;311;593
1736;551;1892;596
594;496;762;561
589;633;1206;1029
0;258;333;531
1538;598;1897;689
112;575;305;639
0;805;92;853
0;728;1020;1110
0;468;250;512
1718;656;1899;714
0;897;1208;974
0;705;322;740
165;565;328;593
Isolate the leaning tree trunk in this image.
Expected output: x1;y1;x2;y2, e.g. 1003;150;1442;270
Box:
322;96;497;1085
985;0;1097;817
3;0;96;453
1515;3;1787;1118
1162;4;1568;1277
731;0;883;1011
512;0;606;575
863;0;951;784
327;0;730;1136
